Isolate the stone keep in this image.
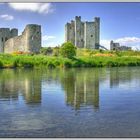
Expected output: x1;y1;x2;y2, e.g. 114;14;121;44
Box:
65;16;100;49
4;24;41;53
0;28;18;53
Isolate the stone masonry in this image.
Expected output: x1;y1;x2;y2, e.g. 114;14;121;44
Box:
0;24;41;53
110;40;131;51
65;16;100;49
0;28;18;53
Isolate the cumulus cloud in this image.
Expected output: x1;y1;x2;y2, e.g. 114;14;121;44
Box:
42;35;58;47
0;14;14;20
42;35;56;41
101;37;140;50
100;39;110;50
8;3;53;14
115;37;140;44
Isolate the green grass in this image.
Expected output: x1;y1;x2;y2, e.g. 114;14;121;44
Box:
1;50;140;69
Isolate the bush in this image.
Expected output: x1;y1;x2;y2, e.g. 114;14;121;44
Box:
60;42;76;59
47;61;56;68
53;47;60;56
40;47;53;55
0;60;3;67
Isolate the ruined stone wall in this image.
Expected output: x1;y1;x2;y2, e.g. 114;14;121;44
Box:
4;24;41;53
4;35;25;53
10;28;18;38
0;28;18;53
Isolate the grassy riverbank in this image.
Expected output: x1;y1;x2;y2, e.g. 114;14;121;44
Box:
1;51;140;68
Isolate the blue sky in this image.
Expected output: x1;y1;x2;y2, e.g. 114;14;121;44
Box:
0;2;140;49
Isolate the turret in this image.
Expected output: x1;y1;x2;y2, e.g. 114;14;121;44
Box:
94;17;100;49
10;28;18;38
24;24;41;53
75;16;81;21
0;28;11;53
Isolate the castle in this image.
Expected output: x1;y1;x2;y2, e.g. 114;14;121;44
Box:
110;40;131;51
65;16;100;49
0;24;41;53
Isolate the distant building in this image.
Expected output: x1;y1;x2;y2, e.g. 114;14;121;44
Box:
65;16;100;49
110;40;131;51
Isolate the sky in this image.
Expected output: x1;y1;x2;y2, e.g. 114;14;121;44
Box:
0;2;140;49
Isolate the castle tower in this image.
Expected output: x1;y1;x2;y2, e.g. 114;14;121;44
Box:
65;16;100;49
94;17;100;49
24;24;41;53
0;28;11;53
75;16;84;48
0;28;18;53
110;40;114;50
65;21;75;45
4;24;41;53
10;28;18;38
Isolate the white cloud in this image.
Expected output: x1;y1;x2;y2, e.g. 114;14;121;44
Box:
0;14;14;20
101;37;140;50
42;35;56;41
8;3;53;14
100;39;110;50
42;35;59;47
115;37;140;44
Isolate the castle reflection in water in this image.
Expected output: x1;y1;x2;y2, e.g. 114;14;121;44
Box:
60;69;99;110
0;67;138;110
0;69;42;104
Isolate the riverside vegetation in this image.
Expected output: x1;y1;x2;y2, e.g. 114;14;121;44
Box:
1;42;140;69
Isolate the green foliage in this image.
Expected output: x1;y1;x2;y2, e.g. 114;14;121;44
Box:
60;42;76;59
0;60;3;67
40;47;53;55
1;49;140;69
99;49;104;53
53;47;60;56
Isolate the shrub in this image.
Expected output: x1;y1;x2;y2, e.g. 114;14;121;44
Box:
63;59;72;68
47;61;56;68
53;47;60;56
0;60;3;67
40;47;53;55
60;42;76;59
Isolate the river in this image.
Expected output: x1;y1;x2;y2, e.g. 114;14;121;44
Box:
0;67;140;137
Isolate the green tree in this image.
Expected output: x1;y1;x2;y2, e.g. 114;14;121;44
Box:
60;42;76;59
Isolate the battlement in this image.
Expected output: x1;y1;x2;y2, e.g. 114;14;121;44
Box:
75;16;81;21
94;17;100;21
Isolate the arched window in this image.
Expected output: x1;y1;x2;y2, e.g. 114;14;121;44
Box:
1;38;3;42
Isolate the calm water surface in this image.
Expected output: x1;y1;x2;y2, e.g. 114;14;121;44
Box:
0;67;140;137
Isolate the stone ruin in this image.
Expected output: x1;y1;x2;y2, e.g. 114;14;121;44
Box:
0;24;41;53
